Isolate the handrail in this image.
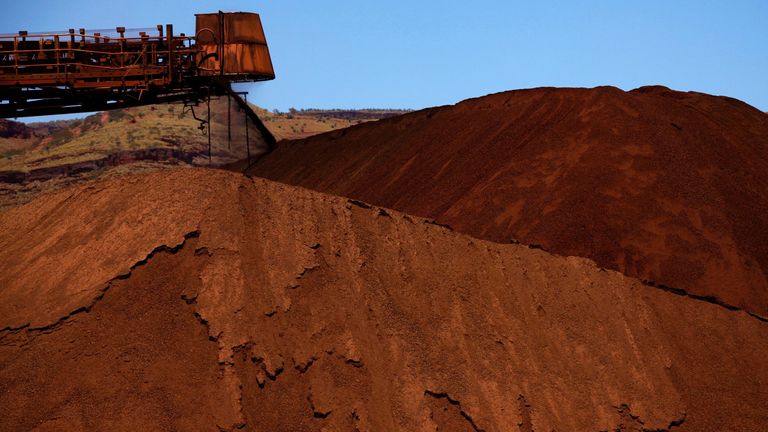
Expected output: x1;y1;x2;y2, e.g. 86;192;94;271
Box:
0;47;196;57
0;12;275;122
0;28;197;85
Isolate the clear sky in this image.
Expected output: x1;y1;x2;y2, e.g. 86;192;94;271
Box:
2;0;766;116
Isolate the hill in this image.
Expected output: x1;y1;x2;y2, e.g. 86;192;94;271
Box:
258;108;410;141
0;104;408;173
248;86;768;317
0;119;36;159
0;102;407;210
0;168;766;431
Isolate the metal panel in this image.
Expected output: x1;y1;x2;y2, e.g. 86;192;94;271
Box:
223;13;268;44
195;14;219;44
195;12;274;79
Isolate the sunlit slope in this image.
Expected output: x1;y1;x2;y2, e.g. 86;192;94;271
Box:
250;86;768;317
0;169;765;430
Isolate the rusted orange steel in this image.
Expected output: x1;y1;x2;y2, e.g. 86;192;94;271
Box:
0;11;274;118
195;12;274;79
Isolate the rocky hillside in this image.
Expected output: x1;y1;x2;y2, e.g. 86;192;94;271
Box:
0;102;407;210
0;103;407;173
0;119;36;160
0;119;32;140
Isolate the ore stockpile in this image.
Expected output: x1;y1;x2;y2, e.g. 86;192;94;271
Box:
250;86;768;318
1;85;768;431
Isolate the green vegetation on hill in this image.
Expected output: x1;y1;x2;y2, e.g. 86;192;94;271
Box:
0;101;410;173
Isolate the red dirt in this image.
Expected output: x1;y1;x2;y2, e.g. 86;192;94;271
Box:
248;86;768;317
1;169;766;430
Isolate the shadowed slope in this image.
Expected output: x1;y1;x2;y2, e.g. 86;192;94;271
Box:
248;86;768;317
0;169;766;431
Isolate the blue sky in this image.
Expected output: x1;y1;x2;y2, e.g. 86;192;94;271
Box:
2;0;766;117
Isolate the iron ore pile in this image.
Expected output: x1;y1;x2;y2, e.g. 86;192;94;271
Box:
2;86;767;431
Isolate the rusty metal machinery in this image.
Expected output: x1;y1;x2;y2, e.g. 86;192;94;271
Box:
195;13;274;79
0;11;276;152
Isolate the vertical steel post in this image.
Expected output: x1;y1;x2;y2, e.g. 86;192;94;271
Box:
13;36;17;79
54;35;59;75
68;29;74;70
244;93;251;166
227;94;232;149
207;89;212;163
116;27;125;68
155;25;163;66
218;10;225;76
166;24;173;84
